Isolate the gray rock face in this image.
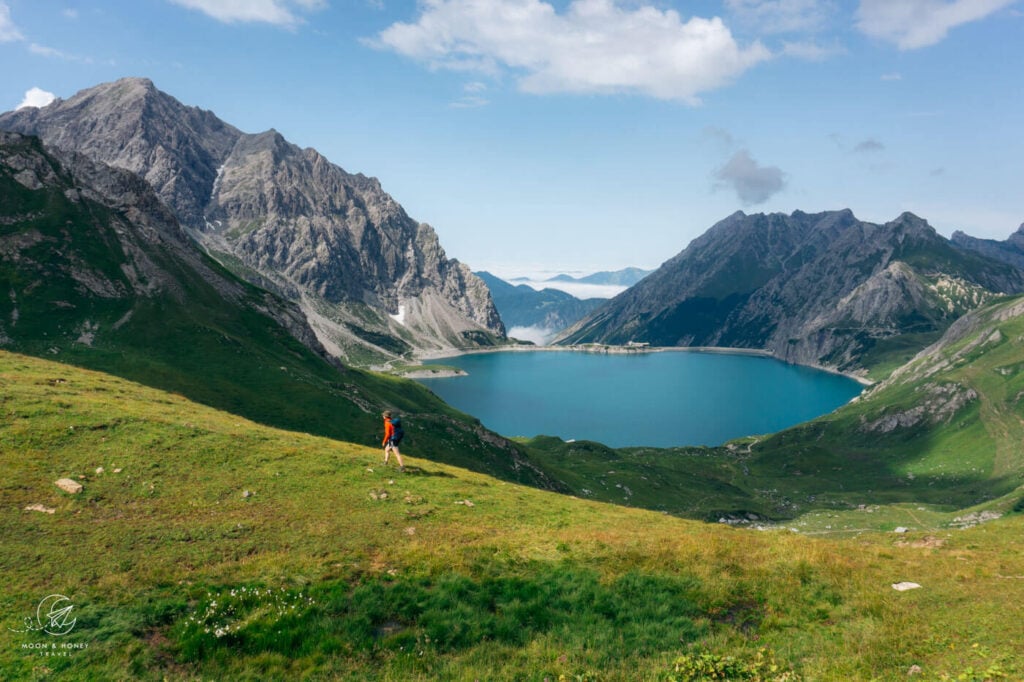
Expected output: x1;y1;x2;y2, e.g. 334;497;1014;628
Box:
0;77;504;363
557;210;1024;372
951;224;1024;270
0;131;330;360
0;79;240;231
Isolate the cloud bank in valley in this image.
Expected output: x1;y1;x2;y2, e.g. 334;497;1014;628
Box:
508;325;558;346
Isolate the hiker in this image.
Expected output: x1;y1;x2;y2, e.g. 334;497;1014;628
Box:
382;410;405;471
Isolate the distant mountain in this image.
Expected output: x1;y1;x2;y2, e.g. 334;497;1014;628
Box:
557;210;1024;373
547;267;653;286
475;272;603;337
0;132;555;487
951;223;1024;270
0;77;504;366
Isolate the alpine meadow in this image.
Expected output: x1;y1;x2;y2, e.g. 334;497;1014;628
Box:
2;1;1024;680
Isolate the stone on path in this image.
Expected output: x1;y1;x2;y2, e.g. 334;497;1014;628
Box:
55;478;83;494
25;503;56;514
892;582;922;591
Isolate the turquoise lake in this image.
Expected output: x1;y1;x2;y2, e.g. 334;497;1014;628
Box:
418;350;864;448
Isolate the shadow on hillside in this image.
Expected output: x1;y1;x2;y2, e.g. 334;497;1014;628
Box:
401;466;456;478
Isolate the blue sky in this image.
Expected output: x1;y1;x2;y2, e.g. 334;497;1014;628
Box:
1;0;1022;276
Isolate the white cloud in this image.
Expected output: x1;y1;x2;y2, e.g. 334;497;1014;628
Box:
0;1;24;42
726;0;835;34
30;43;67;58
373;0;771;103
451;80;490;108
17;87;56;109
856;0;1018;49
714;149;786;205
28;42;97;64
780;39;844;60
168;0;326;27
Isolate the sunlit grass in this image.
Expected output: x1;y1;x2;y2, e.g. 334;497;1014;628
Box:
2;350;1024;680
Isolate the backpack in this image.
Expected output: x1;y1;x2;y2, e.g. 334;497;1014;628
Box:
390;417;404;444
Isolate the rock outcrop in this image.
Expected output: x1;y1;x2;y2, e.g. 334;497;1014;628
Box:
557;210;1024;372
0;77;504;364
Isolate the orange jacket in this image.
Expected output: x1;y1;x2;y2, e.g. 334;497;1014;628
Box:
382;417;394;446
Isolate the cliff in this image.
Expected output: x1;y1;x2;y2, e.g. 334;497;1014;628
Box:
0;77;504;365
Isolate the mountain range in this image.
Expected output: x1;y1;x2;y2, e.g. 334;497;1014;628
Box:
0;77;504;367
474;271;604;339
558;209;1024;375
545;267;653;286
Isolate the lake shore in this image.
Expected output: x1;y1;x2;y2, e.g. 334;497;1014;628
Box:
408;343;875;386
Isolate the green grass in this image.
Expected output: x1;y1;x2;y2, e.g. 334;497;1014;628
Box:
3;350;1024;680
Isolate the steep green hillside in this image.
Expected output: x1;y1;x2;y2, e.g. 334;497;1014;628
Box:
0;133;551;489
528;295;1024;532
2;351;1024;680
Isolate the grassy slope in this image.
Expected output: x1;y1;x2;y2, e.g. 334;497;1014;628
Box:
2;351;1024;681
525;296;1024;534
0;136;552;490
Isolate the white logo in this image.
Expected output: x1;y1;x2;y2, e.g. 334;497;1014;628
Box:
9;594;77;636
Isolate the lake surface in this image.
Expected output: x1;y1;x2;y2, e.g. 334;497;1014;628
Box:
418;350;863;447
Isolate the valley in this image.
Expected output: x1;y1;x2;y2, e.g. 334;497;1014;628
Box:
3;76;1024;680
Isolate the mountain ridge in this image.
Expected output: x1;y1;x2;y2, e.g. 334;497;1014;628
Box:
951;222;1024;270
546;266;653;286
0;77;503;366
557;209;1024;374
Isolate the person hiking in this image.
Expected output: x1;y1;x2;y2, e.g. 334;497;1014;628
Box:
382;410;405;471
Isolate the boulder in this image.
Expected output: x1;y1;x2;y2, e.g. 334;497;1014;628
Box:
55;478;83;494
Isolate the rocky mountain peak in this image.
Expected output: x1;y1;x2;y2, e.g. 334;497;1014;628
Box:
1;78;504;362
889;211;937;237
558;209;1024;372
1010;222;1024;246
